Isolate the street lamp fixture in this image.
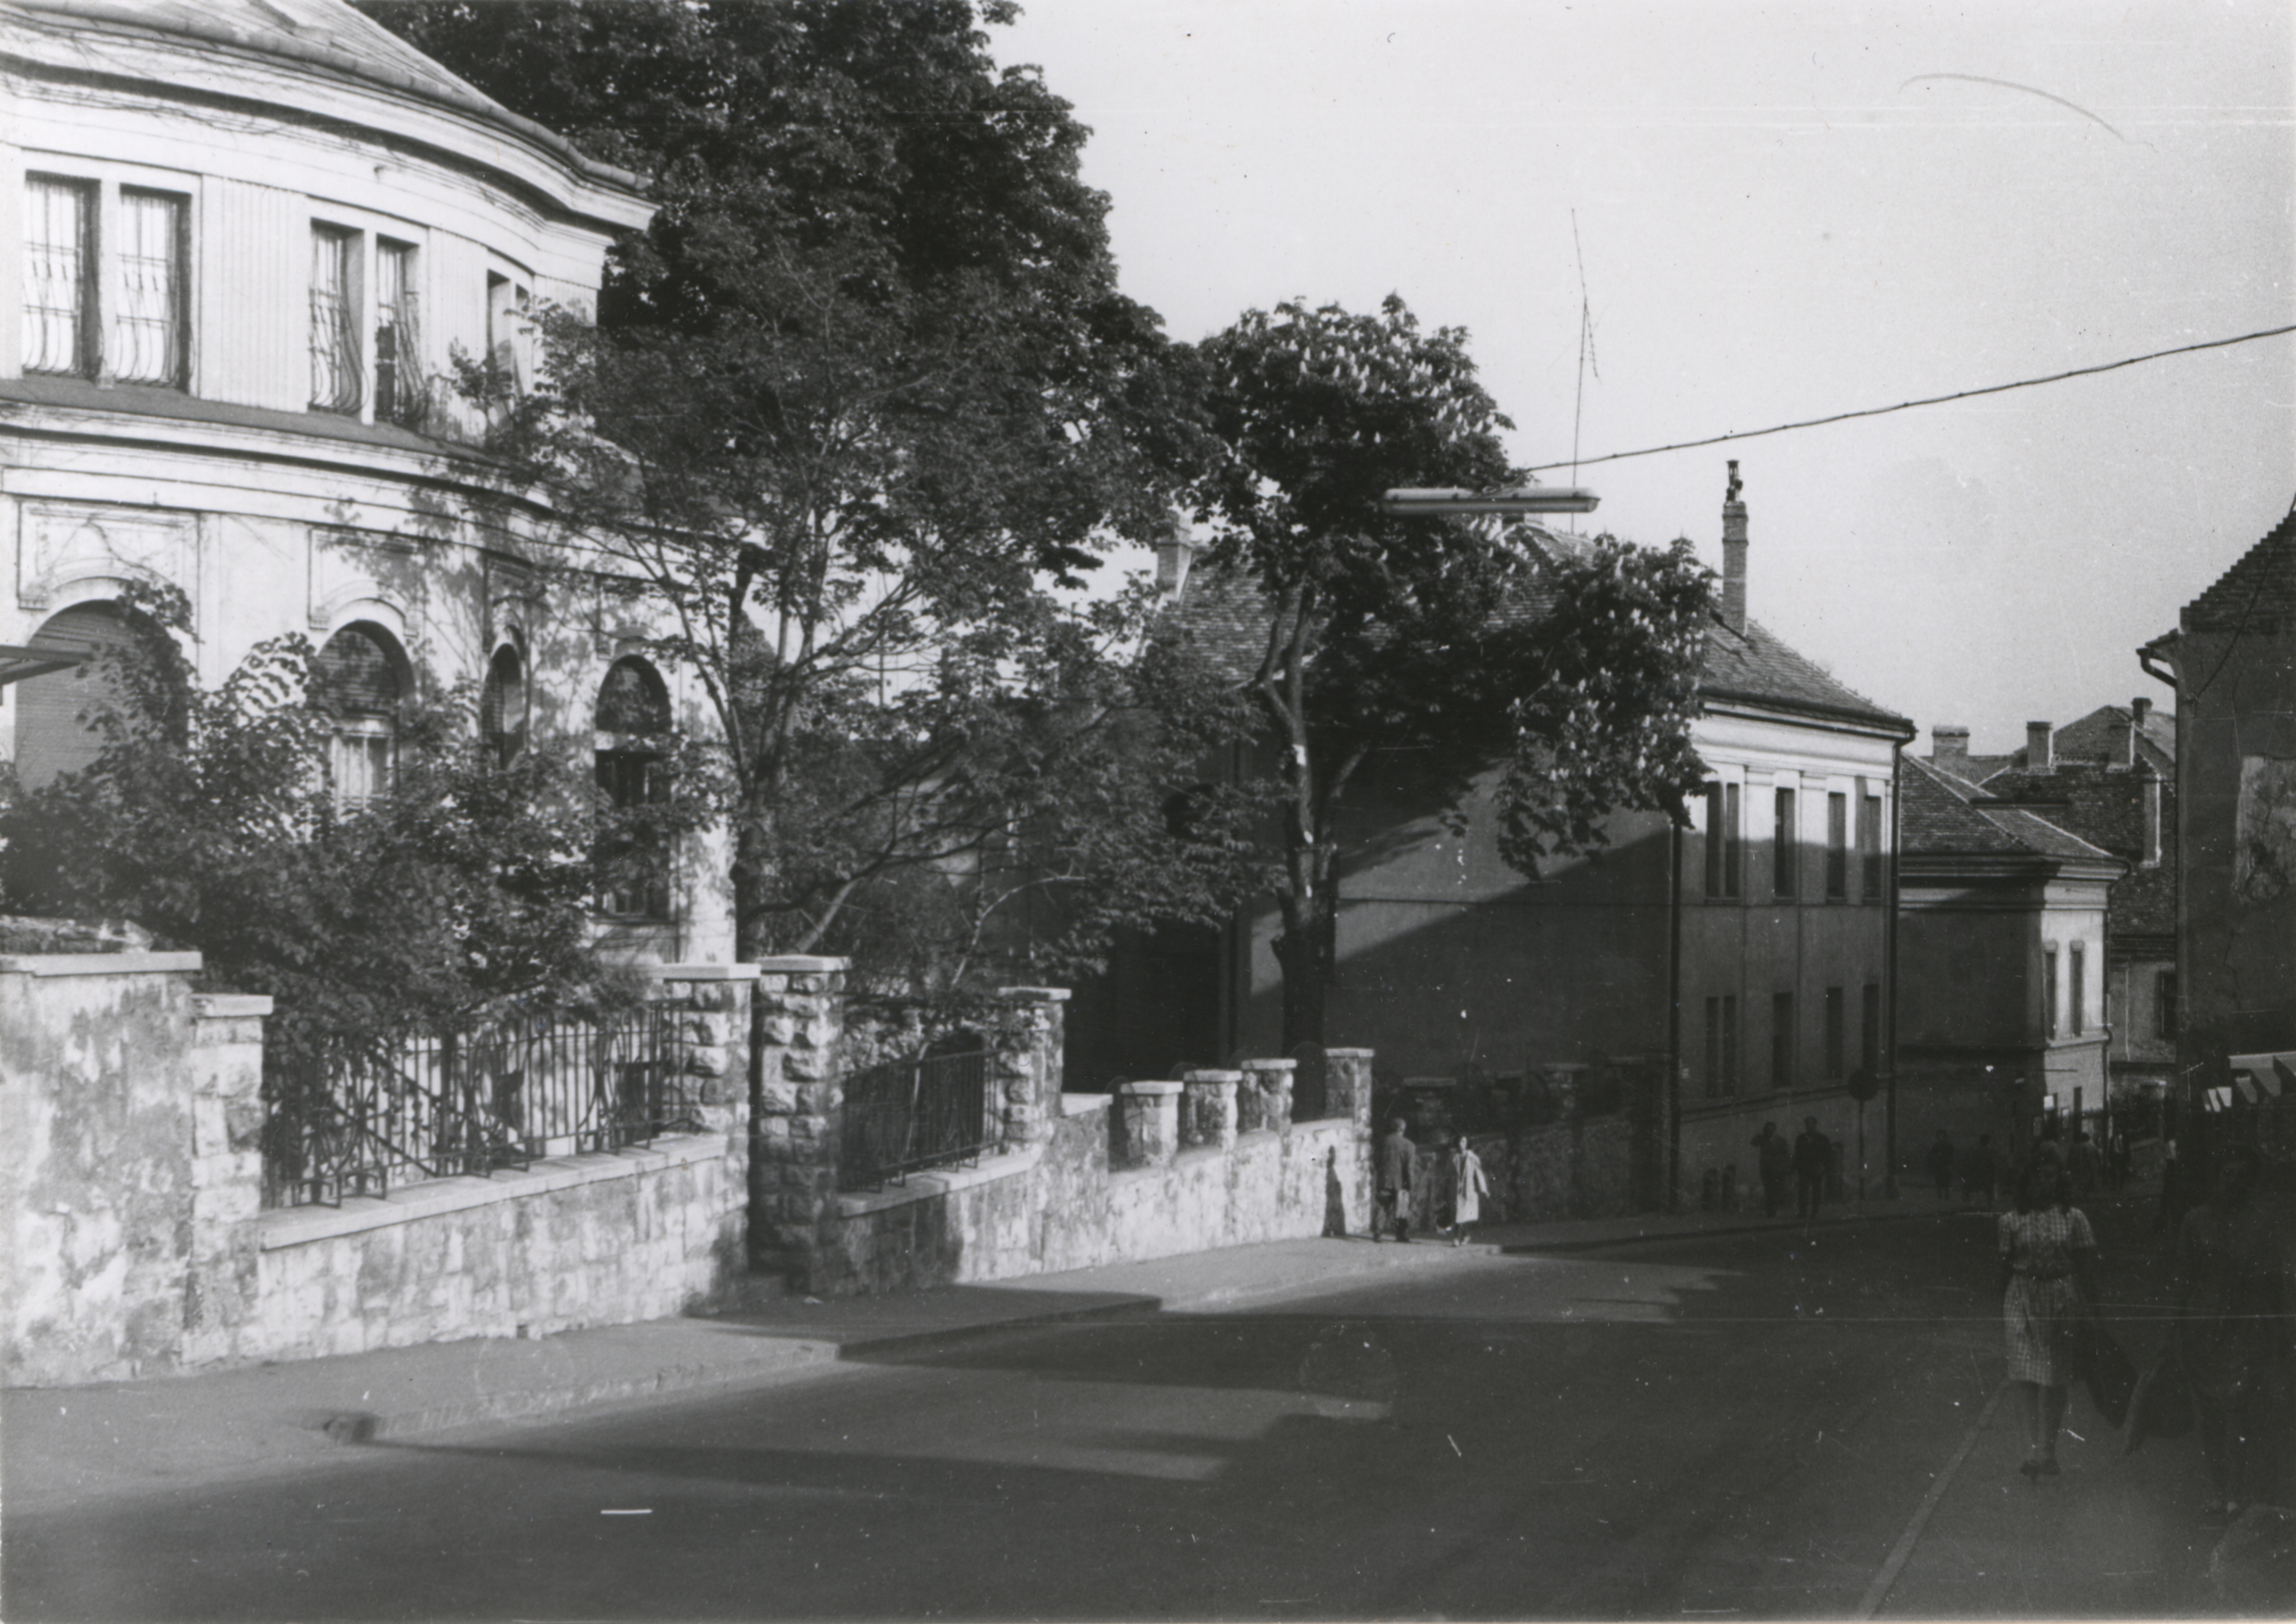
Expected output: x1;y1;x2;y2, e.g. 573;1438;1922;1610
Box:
1379;485;1600;517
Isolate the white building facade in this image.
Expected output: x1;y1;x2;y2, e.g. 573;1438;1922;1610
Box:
2;0;732;960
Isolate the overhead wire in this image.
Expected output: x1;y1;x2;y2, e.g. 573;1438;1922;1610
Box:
1523;321;2296;473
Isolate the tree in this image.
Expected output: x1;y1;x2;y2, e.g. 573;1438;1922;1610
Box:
0;589;642;1073
362;0;1250;998
1185;297;1714;1048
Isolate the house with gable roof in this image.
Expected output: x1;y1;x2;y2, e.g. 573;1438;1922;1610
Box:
1069;467;1916;1214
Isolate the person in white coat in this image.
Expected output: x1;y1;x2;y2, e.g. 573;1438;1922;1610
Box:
1447;1136;1492;1246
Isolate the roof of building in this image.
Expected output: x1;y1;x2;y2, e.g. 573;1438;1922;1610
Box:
1901;755;2118;865
1164;524;1911;732
11;0;645;195
2183;504;2296;634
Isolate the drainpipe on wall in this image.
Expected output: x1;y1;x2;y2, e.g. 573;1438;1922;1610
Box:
1666;819;1684;1212
1884;738;1903;1198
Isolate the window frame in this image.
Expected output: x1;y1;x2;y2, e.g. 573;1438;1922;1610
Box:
112;186;187;387
2156;969;2178;1039
2043;948;2060;1039
1859;792;1884;901
1825;791;1848;901
1773;787;1798;899
2069;944;2086;1036
23;173;98;378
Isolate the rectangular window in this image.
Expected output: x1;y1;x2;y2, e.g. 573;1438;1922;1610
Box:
1771;992;1795;1090
114;189;185;386
596;749;671;919
1861;982;1881;1076
1703;782;1726;899
2157;970;2178;1039
375;239;421;426
1704;996;1722;1098
310;224;361;413
1824;986;1845;1078
329;721;394;810
1722;995;1739;1094
1826;792;1848;901
23;176;96;377
1860;793;1884;900
1723;783;1742;899
2043;949;2060;1039
1773;788;1798;897
486;271;531;396
2069;945;2086;1036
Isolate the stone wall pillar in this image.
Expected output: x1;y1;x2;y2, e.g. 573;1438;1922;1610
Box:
993;987;1069;1150
1183;1070;1241;1148
655;964;756;1290
1240;1058;1296;1134
1325;1048;1375;1130
748;956;848;1288
183;993;270;1367
1119;1081;1182;1167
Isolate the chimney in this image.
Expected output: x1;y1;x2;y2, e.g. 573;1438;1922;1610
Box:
2132;695;2152;730
2026;721;2054;772
2105;713;2135;767
1155;516;1196;597
1720;460;1747;632
1933;725;1971;771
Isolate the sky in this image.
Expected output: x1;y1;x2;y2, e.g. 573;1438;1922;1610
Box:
992;0;2295;754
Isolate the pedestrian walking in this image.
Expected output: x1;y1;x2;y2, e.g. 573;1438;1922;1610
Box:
1927;1129;1956;1199
1793;1116;1831;1219
2108;1128;2132;1193
1321;1147;1348;1239
1962;1134;1998;1206
1751;1122;1792;1218
1447;1135;1491;1247
2174;1144;2287;1517
1998;1159;2099;1480
1375;1118;1415;1242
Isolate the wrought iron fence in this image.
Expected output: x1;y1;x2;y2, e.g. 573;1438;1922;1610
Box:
839;1038;994;1190
262;1001;696;1210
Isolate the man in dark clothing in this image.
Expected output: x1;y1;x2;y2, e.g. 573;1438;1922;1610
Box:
1794;1117;1831;1219
1375;1118;1415;1242
1961;1133;1998;1206
1752;1122;1792;1217
1926;1129;1956;1199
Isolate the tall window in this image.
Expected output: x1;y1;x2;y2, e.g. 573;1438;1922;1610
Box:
314;625;403;807
2069;945;2086;1036
1859;793;1884;900
486;271;531;396
1826;792;1848;901
595;658;673;920
2043;949;2060;1039
13;601;169;789
310;225;361;413
1705;781;1742;900
481;643;527;766
1773;788;1798;897
1771;991;1795;1090
1861;982;1882;1076
1824;986;1845;1078
375;239;422;427
114;190;185;386
23;176;96;377
2157;970;2178;1038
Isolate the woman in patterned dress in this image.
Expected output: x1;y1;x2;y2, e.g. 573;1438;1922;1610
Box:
1998;1159;2098;1476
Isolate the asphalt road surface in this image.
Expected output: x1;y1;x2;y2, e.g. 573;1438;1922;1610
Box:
5;1206;2228;1620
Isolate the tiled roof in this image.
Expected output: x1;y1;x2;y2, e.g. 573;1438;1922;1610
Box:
1163;526;1911;732
14;0;644;191
1901;756;2117;863
2184;506;2296;632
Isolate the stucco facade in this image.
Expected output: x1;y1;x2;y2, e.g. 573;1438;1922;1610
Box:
2;0;732;960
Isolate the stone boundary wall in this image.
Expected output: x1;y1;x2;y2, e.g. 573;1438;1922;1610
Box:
2;957;753;1385
807;1032;1379;1298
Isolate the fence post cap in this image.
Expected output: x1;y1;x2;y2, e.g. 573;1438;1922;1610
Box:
651;962;760;981
1119;1079;1184;1096
1238;1057;1297;1073
995;986;1072;1003
1182;1069;1244;1084
1322;1047;1376;1058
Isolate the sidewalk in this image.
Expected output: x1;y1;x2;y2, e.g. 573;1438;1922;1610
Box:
0;1194;2006;1516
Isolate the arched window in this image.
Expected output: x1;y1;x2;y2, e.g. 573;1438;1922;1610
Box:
313;624;405;807
480;642;527;766
12;601;171;790
594;656;671;920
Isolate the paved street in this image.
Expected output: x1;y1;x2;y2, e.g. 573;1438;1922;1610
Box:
5;1202;2229;1620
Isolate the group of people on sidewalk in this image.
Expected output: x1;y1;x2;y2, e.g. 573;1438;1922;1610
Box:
1748;1118;1841;1219
1365;1118;1489;1245
1996;1126;2290;1520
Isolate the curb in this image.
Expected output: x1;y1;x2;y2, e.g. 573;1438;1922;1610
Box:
1494;1200;1987;1255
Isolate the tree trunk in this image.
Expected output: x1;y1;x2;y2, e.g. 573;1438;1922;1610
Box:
733;815;776;1269
1274;839;1339;1052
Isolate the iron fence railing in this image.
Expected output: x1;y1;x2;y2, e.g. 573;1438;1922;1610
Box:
839;1041;995;1190
262;1001;697;1210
